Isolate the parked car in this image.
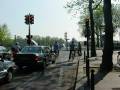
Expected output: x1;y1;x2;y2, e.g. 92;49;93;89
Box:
0;46;7;57
0;56;16;83
13;46;50;70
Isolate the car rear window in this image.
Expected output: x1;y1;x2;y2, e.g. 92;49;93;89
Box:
21;46;42;53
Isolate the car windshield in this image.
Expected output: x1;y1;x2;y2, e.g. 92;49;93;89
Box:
21;46;42;53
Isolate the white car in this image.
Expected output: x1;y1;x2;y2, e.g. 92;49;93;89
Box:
0;46;16;83
0;58;16;83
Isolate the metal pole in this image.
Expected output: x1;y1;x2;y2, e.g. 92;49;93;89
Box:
28;13;31;46
14;35;17;43
66;39;68;51
87;35;89;58
86;19;90;58
84;51;86;63
73;60;80;90
91;70;95;90
86;56;90;86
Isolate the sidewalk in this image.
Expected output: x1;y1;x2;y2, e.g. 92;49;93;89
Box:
95;50;120;90
78;50;120;90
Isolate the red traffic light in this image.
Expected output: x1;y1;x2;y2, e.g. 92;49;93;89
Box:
30;15;34;24
24;14;34;24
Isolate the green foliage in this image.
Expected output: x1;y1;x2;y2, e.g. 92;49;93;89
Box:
112;4;120;29
94;5;104;33
65;0;103;37
32;35;64;46
0;24;13;47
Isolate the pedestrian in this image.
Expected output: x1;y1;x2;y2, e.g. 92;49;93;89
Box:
11;42;21;59
53;41;59;55
68;38;75;60
77;42;82;56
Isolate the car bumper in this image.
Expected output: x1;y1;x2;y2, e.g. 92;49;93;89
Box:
0;70;7;79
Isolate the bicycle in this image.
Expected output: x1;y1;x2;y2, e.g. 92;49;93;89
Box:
68;50;75;62
71;51;75;60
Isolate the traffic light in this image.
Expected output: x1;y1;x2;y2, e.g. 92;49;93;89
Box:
30;15;34;24
25;15;29;24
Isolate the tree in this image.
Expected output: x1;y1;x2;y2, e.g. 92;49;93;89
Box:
100;0;113;72
0;24;13;47
94;5;104;47
89;0;96;57
15;36;27;48
112;4;120;29
65;0;103;57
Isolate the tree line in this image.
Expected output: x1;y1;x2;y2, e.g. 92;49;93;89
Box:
0;24;64;49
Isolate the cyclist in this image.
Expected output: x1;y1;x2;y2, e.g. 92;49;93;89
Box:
53;41;59;55
69;38;75;60
11;42;21;59
77;42;82;56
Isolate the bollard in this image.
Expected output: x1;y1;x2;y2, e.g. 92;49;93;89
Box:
84;51;86;63
91;70;95;90
73;60;80;90
86;56;90;86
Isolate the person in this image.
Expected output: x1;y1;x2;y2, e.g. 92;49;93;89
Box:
69;38;75;60
11;42;21;59
77;42;82;56
53;41;59;55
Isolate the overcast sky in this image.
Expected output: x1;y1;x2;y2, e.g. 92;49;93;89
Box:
0;0;86;41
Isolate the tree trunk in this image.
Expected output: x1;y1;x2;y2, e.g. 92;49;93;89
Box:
89;0;96;57
100;0;113;72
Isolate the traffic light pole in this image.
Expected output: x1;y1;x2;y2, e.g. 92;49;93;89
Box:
28;22;31;46
25;13;34;45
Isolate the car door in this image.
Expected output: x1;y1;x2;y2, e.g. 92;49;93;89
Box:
0;60;5;78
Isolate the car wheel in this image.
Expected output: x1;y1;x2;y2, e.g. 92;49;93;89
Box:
5;71;13;83
17;65;23;70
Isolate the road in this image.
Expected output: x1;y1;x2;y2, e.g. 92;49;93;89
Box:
0;50;84;90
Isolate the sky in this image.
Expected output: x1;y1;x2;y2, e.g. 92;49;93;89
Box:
0;0;85;41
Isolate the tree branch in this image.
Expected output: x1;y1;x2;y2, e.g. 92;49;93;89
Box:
93;0;102;10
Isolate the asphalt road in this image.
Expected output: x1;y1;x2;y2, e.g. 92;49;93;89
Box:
0;51;81;90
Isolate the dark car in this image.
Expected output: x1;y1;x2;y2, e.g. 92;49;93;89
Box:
13;46;50;70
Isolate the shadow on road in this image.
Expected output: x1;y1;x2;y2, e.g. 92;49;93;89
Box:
0;67;43;86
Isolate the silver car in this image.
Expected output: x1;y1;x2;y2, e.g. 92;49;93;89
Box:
0;58;16;83
0;46;16;83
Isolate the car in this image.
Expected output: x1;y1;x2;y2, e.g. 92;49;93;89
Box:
41;46;56;64
0;46;7;57
0;56;16;83
13;46;50;70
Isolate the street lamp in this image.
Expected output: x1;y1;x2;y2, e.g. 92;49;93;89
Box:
85;18;90;58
